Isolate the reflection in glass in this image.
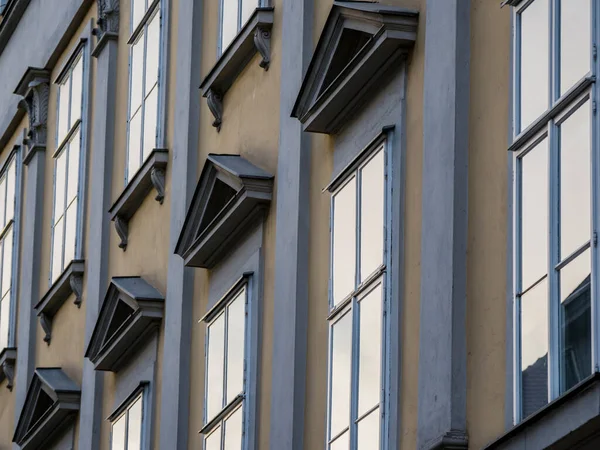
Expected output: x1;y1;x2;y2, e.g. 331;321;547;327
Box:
132;0;146;31
2;228;12;297
360;149;384;282
520;0;549;130
330;311;352;439
241;0;256;27
226;291;246;403
521;279;548;419
145;13;160;93
52;217;64;282
58;83;70;144
128;111;142;178
560;249;591;394
64;202;78;264
127;397;142;450
330;431;349;450
521;138;548;289
224;406;243;450
67;131;81;203
111;415;126;450
207;313;225;421
560;0;591;95
357;409;380;450
560;103;590;258
0;177;5;229
221;0;239;51
0;295;8;350
55;153;67;217
130;37;144;114
333;178;356;305
358;284;382;416
143;86;158;160
205;427;222;450
71;57;83;125
5;161;15;223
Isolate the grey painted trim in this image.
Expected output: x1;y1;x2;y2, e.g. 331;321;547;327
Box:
416;1;470;449
157;0;169;148
7;146;23;351
0;0;31;58
158;0;202;446
268;0;312;448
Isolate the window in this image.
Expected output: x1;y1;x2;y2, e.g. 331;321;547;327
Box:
219;0;259;53
52;52;84;283
328;145;387;450
513;0;594;423
127;0;161;183
202;285;247;450
0;153;17;351
111;393;144;450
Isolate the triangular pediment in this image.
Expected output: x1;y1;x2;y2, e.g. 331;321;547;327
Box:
292;1;418;134
85;277;164;372
13;368;80;450
175;154;274;269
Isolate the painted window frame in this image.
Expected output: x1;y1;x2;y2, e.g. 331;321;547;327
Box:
126;0;165;185
50;40;90;286
511;0;599;424
326;135;392;450
217;0;266;56
109;385;149;450
0;148;22;352
200;277;251;450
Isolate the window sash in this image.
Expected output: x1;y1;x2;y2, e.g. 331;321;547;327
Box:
218;0;261;54
110;393;144;450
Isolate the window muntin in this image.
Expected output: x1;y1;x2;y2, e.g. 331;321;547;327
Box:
0;154;17;351
328;145;386;450
110;393;143;450
52;53;84;283
219;0;259;53
127;0;161;183
203;286;247;450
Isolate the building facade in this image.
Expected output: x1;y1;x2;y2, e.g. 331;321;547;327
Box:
0;0;594;449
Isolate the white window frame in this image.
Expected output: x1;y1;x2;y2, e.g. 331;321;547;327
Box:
511;0;599;424
50;43;89;285
217;0;264;56
326;137;391;450
126;0;164;185
109;387;148;450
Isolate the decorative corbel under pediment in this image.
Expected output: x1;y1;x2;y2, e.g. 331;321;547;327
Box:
92;0;120;56
0;348;16;391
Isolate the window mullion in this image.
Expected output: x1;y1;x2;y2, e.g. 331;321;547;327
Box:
140;26;148;167
350;298;359;450
61;145;70;272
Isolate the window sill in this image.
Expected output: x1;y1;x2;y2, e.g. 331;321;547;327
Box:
108;148;168;251
0;347;16;390
199;7;274;132
35;259;85;344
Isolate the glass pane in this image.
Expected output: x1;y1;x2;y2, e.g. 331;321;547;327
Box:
127;397;143;450
560;249;591;393
54;152;67;217
357;409;380;450
67;131;81;204
521;138;548;289
224;406;243;450
521;278;548;419
205;426;221;450
333;177;356;305
5;160;15;223
2;228;12;297
560;0;591;96
330;431;349;450
360;149;384;281
128;111;142;180
70;57;83;125
145;12;160;93
330;311;352;438
241;0;256;26
221;0;239;51
226;290;246;403
130;37;144;114
358;284;382;416
143;85;158;160
111;415;126;450
0;176;6;229
520;0;549;130
207;313;225;421
52;217;64;282
560;103;590;258
0;296;9;350
132;0;146;30
57;82;70;145
63;201;78;264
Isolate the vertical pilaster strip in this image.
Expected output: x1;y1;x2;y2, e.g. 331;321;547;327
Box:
77;8;120;447
417;1;471;449
158;0;201;447
269;0;313;448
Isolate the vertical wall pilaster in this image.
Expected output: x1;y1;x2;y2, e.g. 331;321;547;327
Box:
417;1;471;449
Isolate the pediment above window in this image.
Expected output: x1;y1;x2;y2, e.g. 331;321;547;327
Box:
85;277;164;372
292;1;418;134
175;154;273;269
13;368;80;450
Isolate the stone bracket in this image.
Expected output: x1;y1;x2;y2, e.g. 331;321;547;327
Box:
206;89;223;132
254;26;271;70
115;216;128;250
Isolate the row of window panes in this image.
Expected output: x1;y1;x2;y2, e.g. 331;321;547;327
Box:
111;394;143;450
220;0;258;52
0;156;16;351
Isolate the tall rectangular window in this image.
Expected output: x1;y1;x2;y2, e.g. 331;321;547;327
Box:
220;0;259;52
0;154;17;351
328;146;386;450
127;0;161;182
52;52;84;283
513;0;593;423
111;393;144;450
202;285;247;450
